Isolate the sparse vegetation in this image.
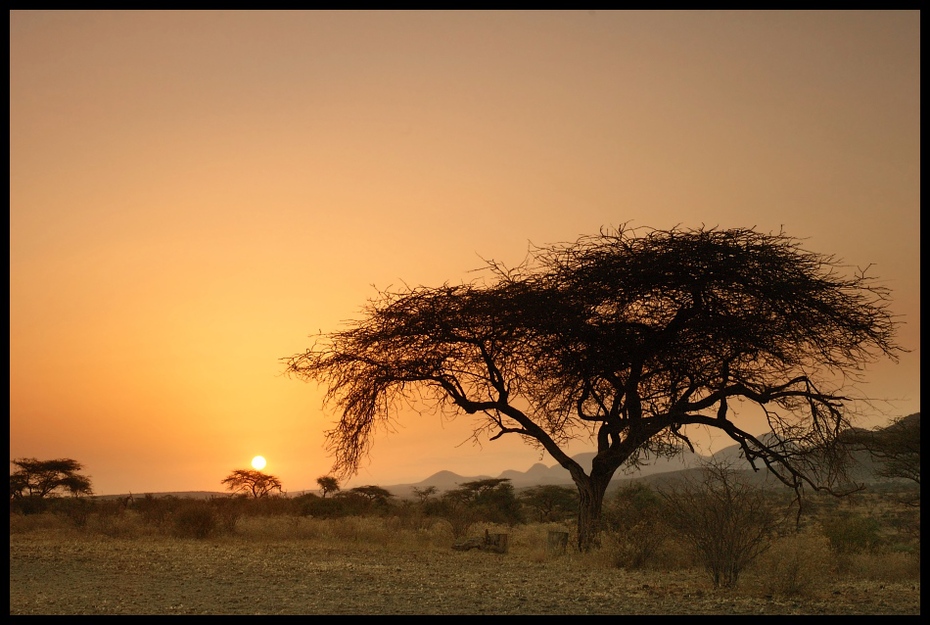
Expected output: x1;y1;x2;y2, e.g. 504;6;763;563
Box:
9;474;919;614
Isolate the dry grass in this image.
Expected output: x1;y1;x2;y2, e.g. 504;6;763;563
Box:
9;503;921;614
746;527;834;598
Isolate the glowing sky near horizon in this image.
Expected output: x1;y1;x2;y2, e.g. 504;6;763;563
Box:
10;10;920;495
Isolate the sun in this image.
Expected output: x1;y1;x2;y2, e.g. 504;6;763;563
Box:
251;455;267;471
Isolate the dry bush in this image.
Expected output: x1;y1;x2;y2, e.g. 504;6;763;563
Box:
378;513;454;549
54;497;96;528
135;496;173;529
583;533;630;569
648;535;696;571
659;462;785;588
171;501;219;539
602;482;671;569
203;513;457;550
209;498;244;534
749;526;834;598
269;515;451;550
454;521;556;561
391;504;448;533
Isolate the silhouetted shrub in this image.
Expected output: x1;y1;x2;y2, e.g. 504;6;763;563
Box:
437;479;524;538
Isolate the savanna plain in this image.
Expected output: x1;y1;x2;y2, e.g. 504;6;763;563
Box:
9;485;920;615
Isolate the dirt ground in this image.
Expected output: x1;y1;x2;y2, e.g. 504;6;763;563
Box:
9;532;920;615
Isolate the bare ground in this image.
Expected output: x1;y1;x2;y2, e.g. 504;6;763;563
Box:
9;532;919;615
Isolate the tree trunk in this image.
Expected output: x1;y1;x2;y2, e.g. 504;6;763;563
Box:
574;473;611;552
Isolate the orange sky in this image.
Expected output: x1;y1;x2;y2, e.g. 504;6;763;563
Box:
10;11;920;496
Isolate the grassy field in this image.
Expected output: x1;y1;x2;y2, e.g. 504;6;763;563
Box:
9;502;920;615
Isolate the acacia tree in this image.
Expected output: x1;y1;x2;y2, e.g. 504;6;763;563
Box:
347;484;394;504
316;475;341;498
283;226;901;550
412;485;438;504
520;484;579;523
10;458;93;500
221;469;283;499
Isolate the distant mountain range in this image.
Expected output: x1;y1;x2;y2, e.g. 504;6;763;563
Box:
383;414;919;498
384;444;725;498
404;449;706;493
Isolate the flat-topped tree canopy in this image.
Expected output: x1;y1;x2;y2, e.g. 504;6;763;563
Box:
285;225;902;550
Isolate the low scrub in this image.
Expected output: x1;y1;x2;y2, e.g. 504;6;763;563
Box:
749;526;834;598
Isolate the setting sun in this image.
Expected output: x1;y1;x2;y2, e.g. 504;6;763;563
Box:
8;11;920;499
251;456;267;471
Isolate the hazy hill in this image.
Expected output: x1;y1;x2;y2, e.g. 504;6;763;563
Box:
385;414;919;498
98;413;916;500
386;448;708;498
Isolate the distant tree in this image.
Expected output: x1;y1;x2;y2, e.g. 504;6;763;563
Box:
284;226;902;550
435;478;520;536
316;475;341;498
457;478;511;497
842;412;920;506
445;478;523;526
10;458;93;500
348;485;394;504
520;484;579;522
412;485;438;504
221;469;283;499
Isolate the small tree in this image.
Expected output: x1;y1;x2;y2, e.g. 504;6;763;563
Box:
659;461;784;588
10;458;93;500
317;475;341;498
221;469;283;499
